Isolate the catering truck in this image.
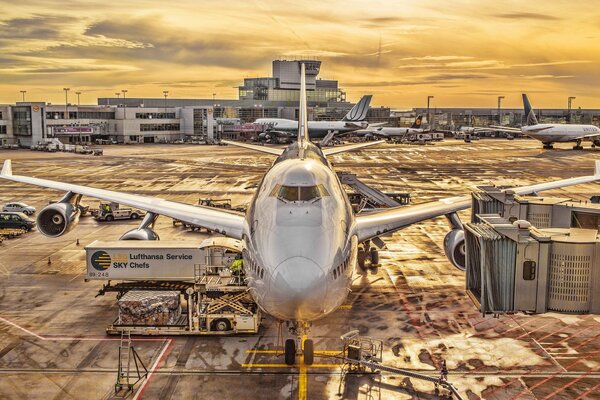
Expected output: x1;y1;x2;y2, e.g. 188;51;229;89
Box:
86;238;261;335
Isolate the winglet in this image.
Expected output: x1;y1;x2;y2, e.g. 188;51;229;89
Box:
595;160;600;177
1;160;12;176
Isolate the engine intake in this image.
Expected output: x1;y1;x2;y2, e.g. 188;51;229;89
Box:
444;229;466;271
37;203;80;237
120;228;160;240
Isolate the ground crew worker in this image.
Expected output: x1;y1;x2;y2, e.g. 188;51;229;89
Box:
231;257;243;275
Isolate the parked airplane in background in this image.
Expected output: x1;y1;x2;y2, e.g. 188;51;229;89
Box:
2;65;600;367
255;95;381;141
491;94;600;149
360;115;427;139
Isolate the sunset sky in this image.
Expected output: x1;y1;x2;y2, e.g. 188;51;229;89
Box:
1;0;599;109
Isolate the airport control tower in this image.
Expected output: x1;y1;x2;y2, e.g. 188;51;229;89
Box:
272;59;321;90
238;59;341;104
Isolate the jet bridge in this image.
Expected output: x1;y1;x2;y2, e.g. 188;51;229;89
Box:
465;187;600;315
337;171;410;211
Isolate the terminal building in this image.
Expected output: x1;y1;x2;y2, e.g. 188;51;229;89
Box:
1;58;600;147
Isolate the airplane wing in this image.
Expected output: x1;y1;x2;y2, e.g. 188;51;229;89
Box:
354;161;600;242
0;160;246;239
221;140;284;156
322;140;385;156
488;125;522;133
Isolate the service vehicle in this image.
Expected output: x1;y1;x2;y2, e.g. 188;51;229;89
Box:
3;202;36;215
76;146;94;155
93;202;144;221
0;212;35;231
86;238;261;335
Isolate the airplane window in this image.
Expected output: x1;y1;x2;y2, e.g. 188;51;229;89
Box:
277;184;330;202
299;186;321;201
279;185;299;201
269;184;281;197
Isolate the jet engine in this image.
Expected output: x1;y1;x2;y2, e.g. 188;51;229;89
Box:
37;202;80;237
119;212;159;240
120;228;159;240
443;229;466;271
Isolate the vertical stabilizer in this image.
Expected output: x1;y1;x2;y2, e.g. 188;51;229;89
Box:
298;63;309;145
342;95;372;121
522;94;539;126
411;115;423;129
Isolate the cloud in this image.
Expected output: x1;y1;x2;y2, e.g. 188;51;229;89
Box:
399;56;474;61
0;14;77;39
496;12;560;21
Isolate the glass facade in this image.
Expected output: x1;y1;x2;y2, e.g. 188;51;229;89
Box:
140;123;180;132
12;106;32;136
239;77;342;104
135;112;175;119
0;126;6;135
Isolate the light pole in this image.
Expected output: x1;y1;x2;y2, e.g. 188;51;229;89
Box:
568;96;576;123
163;90;169;115
427;95;434;127
76;91;81;106
121;89;128;119
213;93;216;101
497;96;505;125
20;90;26;102
63;88;70;120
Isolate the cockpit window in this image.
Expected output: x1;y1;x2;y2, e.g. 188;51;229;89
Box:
271;184;329;202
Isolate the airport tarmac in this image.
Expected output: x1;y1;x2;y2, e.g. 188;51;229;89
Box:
1;139;600;400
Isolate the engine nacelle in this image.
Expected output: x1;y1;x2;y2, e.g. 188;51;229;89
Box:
443;229;466;271
36;203;80;237
120;228;160;240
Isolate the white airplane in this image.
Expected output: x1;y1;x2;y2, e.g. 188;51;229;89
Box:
255;95;382;140
2;65;600;366
490;94;600;149
358;115;425;139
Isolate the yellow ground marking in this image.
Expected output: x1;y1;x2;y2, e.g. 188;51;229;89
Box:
241;363;339;368
243;335;342;400
246;349;341;355
338;304;352;309
299;334;307;400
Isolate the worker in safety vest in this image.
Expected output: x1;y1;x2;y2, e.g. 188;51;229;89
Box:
230;256;244;285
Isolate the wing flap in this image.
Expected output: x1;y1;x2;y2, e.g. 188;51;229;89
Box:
1;160;246;239
322;140;384;156
355;161;600;242
221;140;283;156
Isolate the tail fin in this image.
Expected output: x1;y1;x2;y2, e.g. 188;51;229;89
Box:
411;115;423;129
298;63;309;145
343;95;372;121
522;94;538;126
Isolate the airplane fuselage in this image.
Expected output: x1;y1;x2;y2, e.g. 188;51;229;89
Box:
522;124;600;144
241;141;356;322
255;118;368;139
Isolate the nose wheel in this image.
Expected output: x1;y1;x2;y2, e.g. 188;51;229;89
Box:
284;338;315;366
284;322;314;366
284;339;296;365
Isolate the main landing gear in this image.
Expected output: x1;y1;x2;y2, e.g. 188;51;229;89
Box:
284;322;314;366
573;139;584;150
543;142;554;150
357;239;381;270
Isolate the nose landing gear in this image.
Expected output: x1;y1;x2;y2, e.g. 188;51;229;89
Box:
284;322;314;366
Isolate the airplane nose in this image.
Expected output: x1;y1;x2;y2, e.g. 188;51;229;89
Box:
268;256;328;320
